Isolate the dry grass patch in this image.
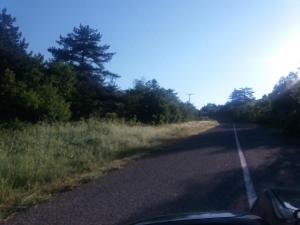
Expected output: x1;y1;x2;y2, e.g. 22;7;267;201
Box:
0;119;218;219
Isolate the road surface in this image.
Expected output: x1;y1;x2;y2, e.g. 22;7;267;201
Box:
5;123;300;225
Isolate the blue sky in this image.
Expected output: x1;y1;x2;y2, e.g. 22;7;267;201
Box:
2;0;300;108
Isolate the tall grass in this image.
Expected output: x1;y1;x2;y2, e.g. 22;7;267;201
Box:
0;119;217;219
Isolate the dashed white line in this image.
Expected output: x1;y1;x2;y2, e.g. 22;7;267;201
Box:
233;124;257;209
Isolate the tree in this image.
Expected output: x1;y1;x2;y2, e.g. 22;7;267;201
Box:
0;9;76;122
271;72;298;97
48;24;118;83
0;8;28;56
48;25;121;118
200;103;222;119
0;8;31;80
209;87;256;122
268;73;300;132
229;87;255;104
0;68;72;122
201;103;219;114
45;62;76;100
124;79;199;124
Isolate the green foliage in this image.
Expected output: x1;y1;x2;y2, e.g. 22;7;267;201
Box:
45;62;77;99
201;87;256;122
202;72;300;135
0;9;75;122
266;72;300;133
124;79;199;124
229;87;255;104
0;8;28;59
48;24;124;119
48;24;118;82
36;84;72;121
0;9;199;124
0;64;74;122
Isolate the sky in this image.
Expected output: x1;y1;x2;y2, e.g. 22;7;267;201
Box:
2;0;300;108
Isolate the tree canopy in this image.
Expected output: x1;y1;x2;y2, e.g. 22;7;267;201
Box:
201;72;300;134
0;9;199;124
48;24;118;83
124;79;199;124
229;87;255;104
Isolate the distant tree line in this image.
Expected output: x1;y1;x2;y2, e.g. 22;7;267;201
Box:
0;9;199;124
201;72;300;135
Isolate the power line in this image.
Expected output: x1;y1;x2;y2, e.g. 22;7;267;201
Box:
186;93;194;103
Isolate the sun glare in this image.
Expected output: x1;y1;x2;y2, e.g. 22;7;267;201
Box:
268;33;300;81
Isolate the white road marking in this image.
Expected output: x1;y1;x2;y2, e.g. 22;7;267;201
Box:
233;125;257;208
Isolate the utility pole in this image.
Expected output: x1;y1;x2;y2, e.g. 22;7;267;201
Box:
187;93;194;103
296;61;300;75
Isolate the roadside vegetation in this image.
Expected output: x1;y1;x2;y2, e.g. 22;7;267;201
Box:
201;72;300;135
0;8;209;219
0;119;217;219
0;9;199;125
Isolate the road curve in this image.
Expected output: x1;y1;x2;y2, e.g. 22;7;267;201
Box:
5;123;300;225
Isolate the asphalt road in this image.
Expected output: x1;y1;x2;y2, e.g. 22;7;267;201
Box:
5;123;300;225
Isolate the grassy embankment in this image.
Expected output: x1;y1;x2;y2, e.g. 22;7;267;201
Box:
0;119;218;219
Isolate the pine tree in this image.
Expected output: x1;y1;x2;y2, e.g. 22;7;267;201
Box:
48;24;118;83
0;8;28;55
49;25;121;118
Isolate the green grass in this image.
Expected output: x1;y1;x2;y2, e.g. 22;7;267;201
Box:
0;119;218;219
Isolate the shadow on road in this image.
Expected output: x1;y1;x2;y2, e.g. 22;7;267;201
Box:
118;167;247;225
6;123;300;225
120;123;300;225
